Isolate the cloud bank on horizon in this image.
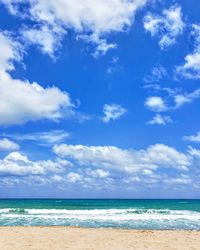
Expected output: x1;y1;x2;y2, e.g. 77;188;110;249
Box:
0;0;200;198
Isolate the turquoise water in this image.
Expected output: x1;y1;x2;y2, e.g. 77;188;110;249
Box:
0;199;200;229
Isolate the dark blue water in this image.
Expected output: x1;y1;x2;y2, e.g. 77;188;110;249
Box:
0;199;200;229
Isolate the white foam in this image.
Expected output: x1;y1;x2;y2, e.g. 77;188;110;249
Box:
2;208;200;223
0;209;12;213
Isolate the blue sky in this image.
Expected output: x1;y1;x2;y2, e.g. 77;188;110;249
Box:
0;0;200;198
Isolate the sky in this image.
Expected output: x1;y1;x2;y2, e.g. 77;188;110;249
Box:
0;0;200;198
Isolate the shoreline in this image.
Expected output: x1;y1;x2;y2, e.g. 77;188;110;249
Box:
0;227;200;250
0;225;200;231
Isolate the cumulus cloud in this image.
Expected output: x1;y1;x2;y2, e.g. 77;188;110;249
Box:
0;31;74;126
0;138;20;151
53;143;191;173
148;114;172;125
1;0;148;57
145;96;167;112
0;151;70;177
65;170;112;188
0;72;74;125
101;104;127;123
87;168;110;178
177;24;200;79
0;143;199;189
144;4;184;49
66;172;82;183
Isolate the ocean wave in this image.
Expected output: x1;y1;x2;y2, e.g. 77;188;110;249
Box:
0;208;200;229
0;208;200;216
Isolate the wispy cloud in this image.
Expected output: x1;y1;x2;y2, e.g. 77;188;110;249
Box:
148;114;172;125
21;24;66;59
183;131;200;143
144;66;168;83
174;88;200;108
0;138;20;151
144;4;184;49
176;24;200;79
145;88;200;113
101;104;127;123
2;130;70;145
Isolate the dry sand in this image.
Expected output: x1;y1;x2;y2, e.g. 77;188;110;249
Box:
0;227;199;250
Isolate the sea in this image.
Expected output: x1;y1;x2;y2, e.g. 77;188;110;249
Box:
0;199;200;229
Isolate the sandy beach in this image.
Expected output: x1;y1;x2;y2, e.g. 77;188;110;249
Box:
0;227;199;250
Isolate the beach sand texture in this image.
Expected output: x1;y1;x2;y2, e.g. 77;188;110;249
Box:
0;227;199;250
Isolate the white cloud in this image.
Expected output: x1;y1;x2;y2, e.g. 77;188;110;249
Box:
66;172;82;183
0;151;71;177
145;88;200;115
174;94;191;108
126;176;141;183
177;25;200;79
4;130;70;144
92;39;117;58
101;104;127;123
51;174;64;183
145;96;167;112
188;146;200;158
148;114;172;125
21;24;66;58
144;66;167;83
0;143;199;189
142;169;154;176
65;170;112;188
88;169;110;178
0;71;73;125
0;138;20;151
164;174;192;185
53;143;191;173
184;131;200;143
174;88;200;108
78;34;117;58
140;144;190;171
0;0;24;15
0;152;50;176
144;5;184;49
0;31;74;126
1;0;148;57
0;32;22;71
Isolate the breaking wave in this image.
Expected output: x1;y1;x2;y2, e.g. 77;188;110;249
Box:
0;208;200;229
